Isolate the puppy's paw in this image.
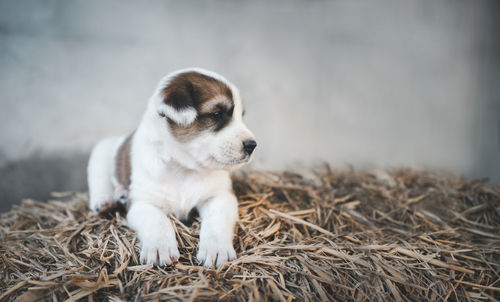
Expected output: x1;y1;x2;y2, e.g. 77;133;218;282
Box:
113;186;129;206
90;195;115;213
197;241;236;268
140;237;180;266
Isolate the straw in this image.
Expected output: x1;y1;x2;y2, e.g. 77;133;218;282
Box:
1;167;499;301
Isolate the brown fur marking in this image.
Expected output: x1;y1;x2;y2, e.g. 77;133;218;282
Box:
161;72;233;110
161;72;235;142
115;132;134;188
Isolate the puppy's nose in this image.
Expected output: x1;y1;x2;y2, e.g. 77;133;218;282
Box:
243;139;257;156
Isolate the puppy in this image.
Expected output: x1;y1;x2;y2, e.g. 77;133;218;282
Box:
87;68;256;268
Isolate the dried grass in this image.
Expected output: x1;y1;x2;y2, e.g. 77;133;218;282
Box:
1;168;499;301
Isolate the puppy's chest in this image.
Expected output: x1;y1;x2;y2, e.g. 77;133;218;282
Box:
146;170;227;218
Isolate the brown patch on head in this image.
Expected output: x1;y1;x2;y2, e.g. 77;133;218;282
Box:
115;132;134;188
160;71;236;141
161;72;233;114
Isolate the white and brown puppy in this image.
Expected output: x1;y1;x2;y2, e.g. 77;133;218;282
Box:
87;68;256;268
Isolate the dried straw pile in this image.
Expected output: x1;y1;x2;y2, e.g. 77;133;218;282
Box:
1;168;499;301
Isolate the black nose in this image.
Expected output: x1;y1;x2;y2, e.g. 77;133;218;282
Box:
243;139;257;156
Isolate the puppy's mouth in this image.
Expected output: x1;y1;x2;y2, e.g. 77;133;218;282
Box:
209;155;249;167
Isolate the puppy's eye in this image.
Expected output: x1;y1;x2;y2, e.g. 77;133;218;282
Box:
158;112;166;118
210;110;224;121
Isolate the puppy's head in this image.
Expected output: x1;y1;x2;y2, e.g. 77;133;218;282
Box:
154;68;256;169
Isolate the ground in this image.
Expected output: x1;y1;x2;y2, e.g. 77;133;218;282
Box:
0;168;499;301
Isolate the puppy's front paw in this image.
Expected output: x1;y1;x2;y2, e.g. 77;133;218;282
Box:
140;238;179;266
197;241;236;268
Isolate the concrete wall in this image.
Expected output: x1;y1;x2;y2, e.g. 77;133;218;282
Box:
1;0;499;212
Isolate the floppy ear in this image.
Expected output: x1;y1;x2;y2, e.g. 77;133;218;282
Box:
159;80;197;126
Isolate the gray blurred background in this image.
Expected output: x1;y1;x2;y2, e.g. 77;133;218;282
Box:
1;0;499;212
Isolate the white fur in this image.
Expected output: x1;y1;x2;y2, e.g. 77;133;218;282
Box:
87;68;255;268
158;103;197;126
87;136;125;210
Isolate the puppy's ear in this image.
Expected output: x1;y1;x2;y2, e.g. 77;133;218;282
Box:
159;79;197;126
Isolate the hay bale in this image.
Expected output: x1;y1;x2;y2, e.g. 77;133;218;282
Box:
1;168;499;301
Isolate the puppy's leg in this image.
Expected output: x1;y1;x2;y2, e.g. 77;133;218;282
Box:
87;137;122;212
196;192;238;268
127;202;179;265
